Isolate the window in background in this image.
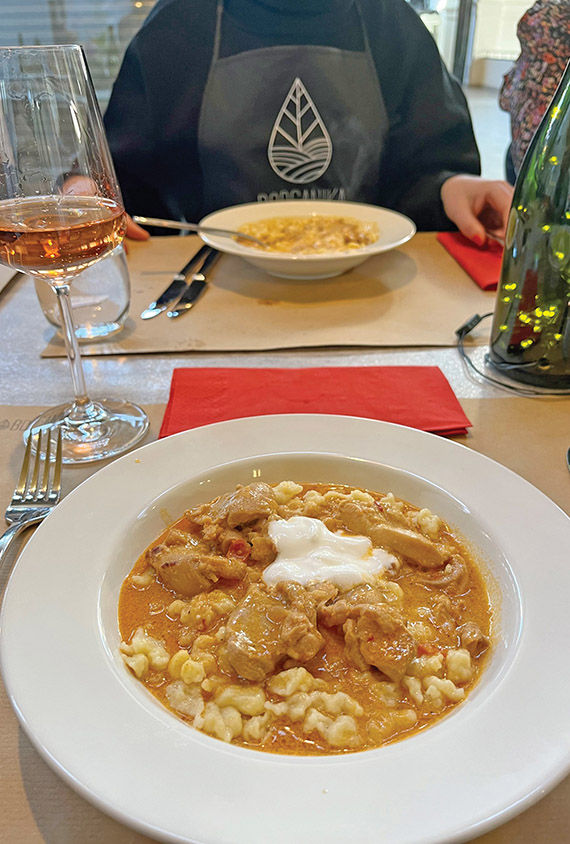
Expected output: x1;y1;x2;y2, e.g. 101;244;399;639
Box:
408;0;531;88
1;0;157;109
470;0;529;86
407;0;462;71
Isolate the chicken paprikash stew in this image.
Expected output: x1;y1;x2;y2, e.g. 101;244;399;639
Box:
119;481;492;754
235;215;379;253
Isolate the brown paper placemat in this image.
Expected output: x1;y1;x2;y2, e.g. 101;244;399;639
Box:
42;233;494;357
0;399;568;844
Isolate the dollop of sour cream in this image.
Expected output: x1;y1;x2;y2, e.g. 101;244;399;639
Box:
262;516;397;590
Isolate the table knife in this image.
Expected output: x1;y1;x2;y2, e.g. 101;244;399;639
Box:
140;244;212;319
167;249;220;318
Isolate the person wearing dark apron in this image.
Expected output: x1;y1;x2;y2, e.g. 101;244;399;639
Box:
197;0;387;212
106;0;513;244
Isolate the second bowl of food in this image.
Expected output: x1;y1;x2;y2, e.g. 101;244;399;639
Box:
198;200;416;279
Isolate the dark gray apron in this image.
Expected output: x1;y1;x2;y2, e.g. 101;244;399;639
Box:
197;0;388;212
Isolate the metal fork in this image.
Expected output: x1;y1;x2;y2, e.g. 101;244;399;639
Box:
0;428;63;570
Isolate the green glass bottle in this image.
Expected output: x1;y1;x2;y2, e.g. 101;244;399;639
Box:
489;61;570;388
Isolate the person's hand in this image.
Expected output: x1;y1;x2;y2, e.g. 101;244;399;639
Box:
125;215;150;240
440;175;514;244
62;175;150;241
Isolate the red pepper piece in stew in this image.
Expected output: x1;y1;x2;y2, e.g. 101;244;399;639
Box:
227;538;251;562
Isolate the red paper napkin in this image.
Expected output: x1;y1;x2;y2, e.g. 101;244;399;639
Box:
159;367;471;438
437;231;503;290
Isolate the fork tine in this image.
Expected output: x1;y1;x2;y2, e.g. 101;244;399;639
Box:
39;430;52;496
51;428;63;499
28;430;44;497
15;433;33;497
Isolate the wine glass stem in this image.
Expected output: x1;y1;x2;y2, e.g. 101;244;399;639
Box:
54;284;97;423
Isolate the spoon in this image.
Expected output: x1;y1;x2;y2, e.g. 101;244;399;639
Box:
132;215;266;247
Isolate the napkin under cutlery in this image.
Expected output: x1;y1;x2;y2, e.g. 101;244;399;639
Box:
159;366;472;438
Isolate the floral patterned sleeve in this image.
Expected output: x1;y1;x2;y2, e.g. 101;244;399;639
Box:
499;0;570;172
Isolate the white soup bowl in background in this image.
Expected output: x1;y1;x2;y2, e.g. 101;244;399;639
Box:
198;200;416;279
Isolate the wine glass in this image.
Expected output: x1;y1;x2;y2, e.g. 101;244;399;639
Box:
0;45;148;463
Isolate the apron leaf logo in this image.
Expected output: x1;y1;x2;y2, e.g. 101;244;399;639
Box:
268;77;332;184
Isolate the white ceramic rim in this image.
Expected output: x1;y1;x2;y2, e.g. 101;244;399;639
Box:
1;414;569;844
198;200;416;261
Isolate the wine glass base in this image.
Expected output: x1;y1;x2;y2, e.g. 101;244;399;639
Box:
67;320;125;342
25;399;149;464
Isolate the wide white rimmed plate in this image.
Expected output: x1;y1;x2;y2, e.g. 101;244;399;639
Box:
199;200;416;279
1;414;569;844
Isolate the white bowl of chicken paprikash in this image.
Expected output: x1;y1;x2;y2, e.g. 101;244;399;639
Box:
198;200;416;279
